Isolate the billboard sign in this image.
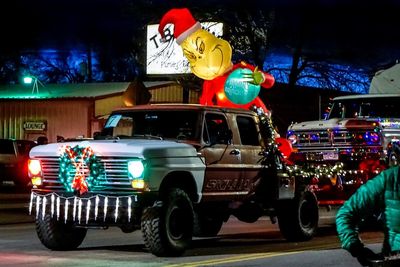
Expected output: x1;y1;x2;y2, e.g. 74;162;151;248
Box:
146;22;223;75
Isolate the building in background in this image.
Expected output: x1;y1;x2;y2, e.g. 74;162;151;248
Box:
0;81;200;142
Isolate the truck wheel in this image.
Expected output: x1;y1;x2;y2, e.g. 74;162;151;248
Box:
36;214;87;250
141;188;194;256
193;212;224;237
277;191;318;241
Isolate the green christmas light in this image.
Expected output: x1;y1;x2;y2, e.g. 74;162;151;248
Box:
59;145;103;195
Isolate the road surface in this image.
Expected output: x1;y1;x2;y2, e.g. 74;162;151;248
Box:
0;196;384;267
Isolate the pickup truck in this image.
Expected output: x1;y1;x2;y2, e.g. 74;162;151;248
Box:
287;94;400;206
28;104;318;256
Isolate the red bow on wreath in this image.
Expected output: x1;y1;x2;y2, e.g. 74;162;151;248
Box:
72;174;89;195
62;145;94;196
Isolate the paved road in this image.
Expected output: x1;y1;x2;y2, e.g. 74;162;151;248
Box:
0;187;385;267
0;216;383;267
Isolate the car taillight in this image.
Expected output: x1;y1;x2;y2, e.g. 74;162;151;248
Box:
28;159;42;186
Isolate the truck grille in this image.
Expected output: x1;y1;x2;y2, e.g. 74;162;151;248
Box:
292;129;381;147
295;131;330;145
39;157;134;193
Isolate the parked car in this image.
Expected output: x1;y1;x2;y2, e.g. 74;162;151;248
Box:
0;139;37;188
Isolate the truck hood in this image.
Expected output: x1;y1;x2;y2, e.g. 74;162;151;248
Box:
29;139;198;158
288;118;380;131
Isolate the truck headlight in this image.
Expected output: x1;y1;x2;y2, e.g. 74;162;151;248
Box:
128;160;144;178
28;159;43;186
363;132;380;144
287;134;298;145
128;160;146;190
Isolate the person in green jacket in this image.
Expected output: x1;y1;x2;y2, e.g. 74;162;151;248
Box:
336;166;400;266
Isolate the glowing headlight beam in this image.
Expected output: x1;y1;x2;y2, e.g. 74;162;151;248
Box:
127;160;144;179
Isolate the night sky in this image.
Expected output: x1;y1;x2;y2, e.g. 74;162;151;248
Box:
1;0;400;68
271;1;400;66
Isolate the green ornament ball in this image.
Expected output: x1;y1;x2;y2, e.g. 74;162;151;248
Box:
224;68;260;105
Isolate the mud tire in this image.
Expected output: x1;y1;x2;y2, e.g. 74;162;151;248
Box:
277;191;319;241
35;214;87;250
141;188;194;256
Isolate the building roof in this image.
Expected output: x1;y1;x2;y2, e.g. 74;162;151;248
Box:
0;81;175;99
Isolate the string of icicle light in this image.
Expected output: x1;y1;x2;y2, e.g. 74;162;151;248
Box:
29;192;137;224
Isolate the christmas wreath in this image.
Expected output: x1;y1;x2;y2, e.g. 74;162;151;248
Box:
59;144;102;195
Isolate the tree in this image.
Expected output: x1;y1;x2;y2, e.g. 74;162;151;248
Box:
265;2;400;93
265;49;371;94
196;5;371;93
1;0;398;90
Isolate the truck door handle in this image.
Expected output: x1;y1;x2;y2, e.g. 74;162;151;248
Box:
230;149;240;155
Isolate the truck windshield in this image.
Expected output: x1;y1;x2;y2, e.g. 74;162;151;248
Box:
328;97;400;119
100;110;201;141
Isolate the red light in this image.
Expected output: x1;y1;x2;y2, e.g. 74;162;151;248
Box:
217;92;225;101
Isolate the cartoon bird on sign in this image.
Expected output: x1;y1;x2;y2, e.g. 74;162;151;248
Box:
158;8;275;112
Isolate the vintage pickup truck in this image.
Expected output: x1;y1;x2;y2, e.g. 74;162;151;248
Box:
28;104;318;256
287;94;400;206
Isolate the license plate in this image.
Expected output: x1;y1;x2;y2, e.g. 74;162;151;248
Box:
322;151;338;160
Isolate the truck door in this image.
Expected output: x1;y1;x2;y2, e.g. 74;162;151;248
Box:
201;112;243;201
235;115;264;192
